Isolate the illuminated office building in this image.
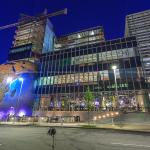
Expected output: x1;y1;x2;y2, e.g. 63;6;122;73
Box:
35;28;149;112
1;10;150;119
125;10;150;83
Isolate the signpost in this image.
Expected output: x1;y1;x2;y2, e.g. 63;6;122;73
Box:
47;128;56;150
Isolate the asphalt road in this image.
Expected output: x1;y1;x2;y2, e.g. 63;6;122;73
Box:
0;126;150;150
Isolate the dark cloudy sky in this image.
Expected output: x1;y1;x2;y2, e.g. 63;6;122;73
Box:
0;0;150;64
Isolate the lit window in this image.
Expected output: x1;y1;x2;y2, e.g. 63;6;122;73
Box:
146;62;150;66
84;73;89;82
43;77;47;85
99;70;109;80
47;77;51;85
90;31;94;35
115;69;120;79
39;77;43;85
79;73;84;82
89;72;93;82
50;76;54;85
78;34;81;38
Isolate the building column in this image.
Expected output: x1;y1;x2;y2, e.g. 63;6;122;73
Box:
136;92;145;112
143;91;150;112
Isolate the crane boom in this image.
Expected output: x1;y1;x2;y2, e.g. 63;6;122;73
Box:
0;8;67;31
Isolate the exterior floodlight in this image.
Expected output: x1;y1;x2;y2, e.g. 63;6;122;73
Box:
8;108;15;116
102;115;106;118
18;110;26;117
111;113;114;116
106;113;110;117
91;31;94;35
115;112;119;115
78;34;81;38
93;116;97;120
0;112;4;119
7;77;13;84
112;65;117;70
18;77;24;82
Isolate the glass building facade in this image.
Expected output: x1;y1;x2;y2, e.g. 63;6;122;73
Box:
125;10;150;83
35;32;149;112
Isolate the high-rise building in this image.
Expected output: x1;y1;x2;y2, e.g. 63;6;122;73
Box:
125;10;150;83
8;14;55;62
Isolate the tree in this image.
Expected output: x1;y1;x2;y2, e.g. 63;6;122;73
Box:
84;87;94;124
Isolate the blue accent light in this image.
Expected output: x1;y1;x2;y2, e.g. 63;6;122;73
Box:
0;72;36;117
42;20;54;53
18;77;24;82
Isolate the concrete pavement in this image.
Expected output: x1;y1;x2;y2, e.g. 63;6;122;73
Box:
1;121;150;133
0;126;150;150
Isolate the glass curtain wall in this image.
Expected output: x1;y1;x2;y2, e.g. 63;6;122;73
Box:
36;36;149;112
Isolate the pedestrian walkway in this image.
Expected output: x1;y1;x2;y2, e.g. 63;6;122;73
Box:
1;121;150;133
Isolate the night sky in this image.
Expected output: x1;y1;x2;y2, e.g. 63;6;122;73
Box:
0;0;150;64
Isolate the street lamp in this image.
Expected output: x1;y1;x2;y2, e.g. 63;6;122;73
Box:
112;65;117;70
112;65;118;109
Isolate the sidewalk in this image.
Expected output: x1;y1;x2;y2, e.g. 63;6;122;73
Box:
38;122;150;133
1;121;150;133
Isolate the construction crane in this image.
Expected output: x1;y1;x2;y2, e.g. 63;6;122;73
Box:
0;8;67;31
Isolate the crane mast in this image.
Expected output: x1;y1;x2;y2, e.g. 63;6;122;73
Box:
0;8;67;31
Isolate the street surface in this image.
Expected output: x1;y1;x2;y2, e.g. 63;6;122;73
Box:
0;126;150;150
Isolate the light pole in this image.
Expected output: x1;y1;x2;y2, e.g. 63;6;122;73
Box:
112;65;118;109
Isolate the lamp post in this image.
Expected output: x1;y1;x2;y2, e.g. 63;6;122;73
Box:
112;65;118;109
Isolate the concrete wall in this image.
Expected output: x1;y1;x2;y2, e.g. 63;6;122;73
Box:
33;111;116;122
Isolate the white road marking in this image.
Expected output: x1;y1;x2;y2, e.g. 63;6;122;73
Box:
111;142;150;148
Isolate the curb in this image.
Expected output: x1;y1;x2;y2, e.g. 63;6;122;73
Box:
1;123;150;134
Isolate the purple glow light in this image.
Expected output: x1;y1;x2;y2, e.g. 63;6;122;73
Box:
50;102;54;107
0;112;4;119
81;102;85;107
57;101;61;108
94;101;99;106
18;110;26;117
8;110;15;116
